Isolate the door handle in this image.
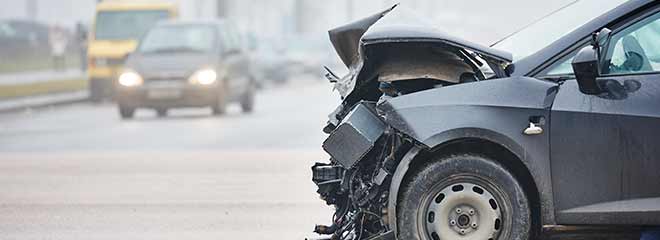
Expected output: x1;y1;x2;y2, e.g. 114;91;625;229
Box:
524;116;545;136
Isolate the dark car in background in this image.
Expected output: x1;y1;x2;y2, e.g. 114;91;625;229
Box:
250;35;339;86
116;20;256;119
0;20;50;56
283;35;335;76
312;0;660;240
250;39;291;85
0;20;53;72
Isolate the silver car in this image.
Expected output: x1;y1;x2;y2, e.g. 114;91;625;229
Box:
116;20;256;119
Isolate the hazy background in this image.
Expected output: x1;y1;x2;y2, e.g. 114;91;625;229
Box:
0;0;575;54
0;1;591;239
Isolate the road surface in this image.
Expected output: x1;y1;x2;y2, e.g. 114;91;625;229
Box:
0;81;338;239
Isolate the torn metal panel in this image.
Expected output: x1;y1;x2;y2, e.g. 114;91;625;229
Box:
361;10;512;63
322;102;385;169
374;45;475;84
328;5;512;102
329;5;396;67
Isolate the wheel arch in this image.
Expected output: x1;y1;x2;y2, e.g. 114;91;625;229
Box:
388;129;546;238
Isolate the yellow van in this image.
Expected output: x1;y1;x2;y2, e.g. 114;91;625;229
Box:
88;1;177;101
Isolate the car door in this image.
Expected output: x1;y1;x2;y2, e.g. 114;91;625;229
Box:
218;24;250;100
549;7;660;225
226;25;251;96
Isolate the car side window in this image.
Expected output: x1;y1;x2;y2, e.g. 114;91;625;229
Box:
602;11;660;75
538;41;590;77
544;49;581;76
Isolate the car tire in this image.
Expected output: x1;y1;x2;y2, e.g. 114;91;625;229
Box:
156;108;168;117
397;154;530;240
240;83;255;113
119;106;135;119
212;85;227;115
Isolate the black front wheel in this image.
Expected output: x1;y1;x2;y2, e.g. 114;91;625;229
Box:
397;154;531;240
211;85;227;115
240;83;255;113
156;108;168;118
118;105;135;119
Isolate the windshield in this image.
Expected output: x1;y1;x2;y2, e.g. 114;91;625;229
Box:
95;10;169;40
493;0;628;61
138;25;217;53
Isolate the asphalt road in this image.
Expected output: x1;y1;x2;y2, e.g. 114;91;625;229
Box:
0;81;338;239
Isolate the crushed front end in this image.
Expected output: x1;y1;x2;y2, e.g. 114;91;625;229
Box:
312;102;411;240
310;5;511;240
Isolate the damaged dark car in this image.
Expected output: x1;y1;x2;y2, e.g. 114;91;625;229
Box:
312;0;660;239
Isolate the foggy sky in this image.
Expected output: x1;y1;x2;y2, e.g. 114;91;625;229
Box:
0;0;577;44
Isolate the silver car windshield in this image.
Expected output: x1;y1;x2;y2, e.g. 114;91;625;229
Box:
139;25;217;54
492;0;628;61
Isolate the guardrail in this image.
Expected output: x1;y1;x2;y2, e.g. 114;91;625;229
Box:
0;69;88;111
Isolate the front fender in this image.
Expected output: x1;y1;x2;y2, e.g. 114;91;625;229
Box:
378;77;557;146
380;77;559;230
387;129;536;234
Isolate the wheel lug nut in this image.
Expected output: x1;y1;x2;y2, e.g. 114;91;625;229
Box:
471;222;478;228
450;220;456;226
455;208;462;214
459;229;466;235
468;209;475;215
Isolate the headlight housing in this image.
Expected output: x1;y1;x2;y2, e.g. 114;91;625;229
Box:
118;71;143;87
188;69;217;85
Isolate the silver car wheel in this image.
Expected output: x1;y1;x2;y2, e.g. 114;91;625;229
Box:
421;176;506;240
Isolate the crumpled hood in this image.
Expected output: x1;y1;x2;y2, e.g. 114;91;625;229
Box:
328;5;512;68
328;5;396;67
126;53;217;79
362;18;512;63
327;5;514;102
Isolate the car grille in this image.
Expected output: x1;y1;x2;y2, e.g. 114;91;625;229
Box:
144;78;186;88
145;77;186;82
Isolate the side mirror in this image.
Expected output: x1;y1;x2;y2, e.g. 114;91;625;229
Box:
571;28;613;95
593;28;612;61
571;46;602;94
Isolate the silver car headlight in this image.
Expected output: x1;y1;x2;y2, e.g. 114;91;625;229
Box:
118;70;143;87
188;69;218;85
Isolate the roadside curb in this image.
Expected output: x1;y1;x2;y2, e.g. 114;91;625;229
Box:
0;91;89;113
